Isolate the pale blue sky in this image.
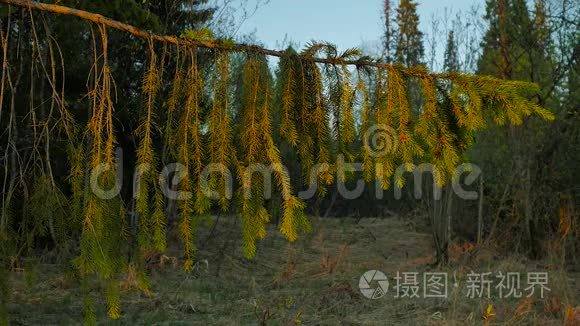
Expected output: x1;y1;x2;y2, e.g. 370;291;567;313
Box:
236;0;483;53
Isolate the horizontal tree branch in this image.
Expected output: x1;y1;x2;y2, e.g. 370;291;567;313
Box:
0;0;447;78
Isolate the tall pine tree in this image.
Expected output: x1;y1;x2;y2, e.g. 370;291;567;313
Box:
393;0;425;116
383;0;395;63
443;30;459;73
394;0;425;67
471;0;561;256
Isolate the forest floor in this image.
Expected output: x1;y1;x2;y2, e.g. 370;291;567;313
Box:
8;214;580;325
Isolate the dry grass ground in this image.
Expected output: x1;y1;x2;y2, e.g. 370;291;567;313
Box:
7;215;580;325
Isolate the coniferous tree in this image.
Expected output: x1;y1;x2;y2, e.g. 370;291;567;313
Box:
428;28;461;264
393;0;425;116
383;0;396;63
394;0;425;67
0;1;559;321
471;0;567;256
443;30;460;73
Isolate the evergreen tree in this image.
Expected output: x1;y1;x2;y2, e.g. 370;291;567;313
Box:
472;0;564;256
478;0;552;83
0;0;560;321
392;0;425;116
144;0;216;34
383;0;396;63
394;0;425;67
443;30;459;73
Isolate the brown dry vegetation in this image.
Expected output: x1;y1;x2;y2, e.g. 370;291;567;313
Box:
8;215;579;325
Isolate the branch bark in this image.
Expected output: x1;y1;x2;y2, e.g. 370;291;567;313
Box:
0;0;443;76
